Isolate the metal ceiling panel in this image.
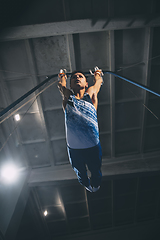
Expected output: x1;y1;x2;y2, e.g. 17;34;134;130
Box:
45;205;65;222
6;78;39;113
0;40;30;80
146;98;160;126
138;189;158;206
45;109;65;139
31;36;71;76
114;0;152;16
115;101;143;130
150;65;160;91
51;139;68;165
98;104;110;133
115;208;134;225
114;177;137;195
40;81;62;111
0;88;5;110
36;185;61;206
139;175;160;190
47;220;67;235
65;202;88;219
120;66;146;87
91;213;112;229
137;205;155;221
115;130;141;155
152;27;160;57
20;0;65;25
99;133;111;158
68;217;90;233
25;142;51;167
115;193;136;211
79;31;109;70
89;198;111;215
144;126;160;152
122;29;146;64
17;112;45;143
115;77;143;101
60;184;85;203
97;75;110;103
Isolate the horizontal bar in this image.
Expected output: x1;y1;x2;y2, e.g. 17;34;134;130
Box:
106;71;160;98
0;74;57;118
1;71;160;119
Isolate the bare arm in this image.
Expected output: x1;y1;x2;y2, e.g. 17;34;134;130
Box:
57;74;72;111
86;72;103;110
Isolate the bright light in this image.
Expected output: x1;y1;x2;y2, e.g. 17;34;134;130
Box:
14;114;20;121
44;210;48;216
1;164;18;183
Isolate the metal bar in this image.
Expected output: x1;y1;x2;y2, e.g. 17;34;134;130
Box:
1;70;160;119
0;74;57;117
104;71;160;97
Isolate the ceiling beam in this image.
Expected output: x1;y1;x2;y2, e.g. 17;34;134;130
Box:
140;0;156;153
58;187;69;234
140;27;153;153
28;152;160;186
25;39;56;166
31;188;51;236
1;15;160;41
66;34;76;73
0;64;28;166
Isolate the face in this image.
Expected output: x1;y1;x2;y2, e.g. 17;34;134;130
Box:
70;72;88;90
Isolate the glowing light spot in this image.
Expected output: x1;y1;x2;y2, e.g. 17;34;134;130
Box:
44;210;48;216
15;114;20;121
1;164;18;183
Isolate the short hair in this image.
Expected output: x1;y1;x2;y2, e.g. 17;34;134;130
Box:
70;70;87;84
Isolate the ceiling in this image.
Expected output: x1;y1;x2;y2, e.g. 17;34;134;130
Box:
0;0;160;239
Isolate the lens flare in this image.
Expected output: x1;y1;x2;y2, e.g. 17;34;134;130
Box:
1;164;18;183
14;114;21;121
44;210;48;216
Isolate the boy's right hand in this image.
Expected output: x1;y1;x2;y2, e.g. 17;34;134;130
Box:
58;69;67;81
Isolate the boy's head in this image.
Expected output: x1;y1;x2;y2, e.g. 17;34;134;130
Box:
70;71;88;90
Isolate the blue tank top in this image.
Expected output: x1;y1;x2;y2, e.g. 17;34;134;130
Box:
65;93;100;149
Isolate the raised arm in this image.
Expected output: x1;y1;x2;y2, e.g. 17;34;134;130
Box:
86;69;103;110
57;72;72;111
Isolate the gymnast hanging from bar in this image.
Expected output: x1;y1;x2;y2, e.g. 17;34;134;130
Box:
58;67;103;193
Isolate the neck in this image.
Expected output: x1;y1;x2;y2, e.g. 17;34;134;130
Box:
73;88;86;99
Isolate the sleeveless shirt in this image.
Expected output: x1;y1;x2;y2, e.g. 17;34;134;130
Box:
65;93;100;149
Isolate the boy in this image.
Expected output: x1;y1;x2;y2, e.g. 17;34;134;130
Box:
58;68;103;192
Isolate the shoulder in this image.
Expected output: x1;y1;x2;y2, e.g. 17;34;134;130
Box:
86;85;97;99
